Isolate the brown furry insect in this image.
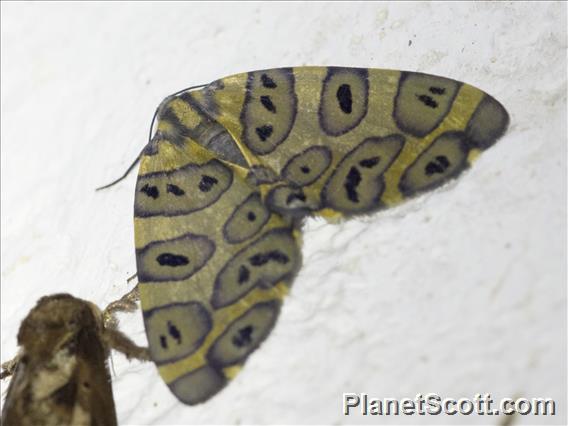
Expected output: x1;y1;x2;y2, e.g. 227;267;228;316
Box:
1;290;147;426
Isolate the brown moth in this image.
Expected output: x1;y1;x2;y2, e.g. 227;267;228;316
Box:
1;290;148;426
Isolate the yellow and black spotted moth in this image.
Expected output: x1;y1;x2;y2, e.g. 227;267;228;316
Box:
1;293;149;426
132;67;509;404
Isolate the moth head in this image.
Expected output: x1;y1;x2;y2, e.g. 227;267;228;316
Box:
17;294;99;362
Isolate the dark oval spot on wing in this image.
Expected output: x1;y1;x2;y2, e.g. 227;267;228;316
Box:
322;134;405;215
336;84;353;113
280;145;332;187
141;184;159;199
255;125;273;142
319;67;368;136
425;155;450;175
399;132;469;196
260;95;276;113
167;184;185;196
156;253;189;267
232;325;254;348
137;233;215;282
223;193;270;244
416;94;438;109
393;72;461;137
199;175;218;192
359;156;380;168
242;69;297;155
207;300;281;367
212;230;300;309
345;167;362;203
261;74;277;88
143;302;212;365
135;160;232;217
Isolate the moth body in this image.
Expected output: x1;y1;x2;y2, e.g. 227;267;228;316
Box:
133;66;509;404
2;292;149;425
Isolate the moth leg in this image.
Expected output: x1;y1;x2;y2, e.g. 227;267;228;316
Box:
102;284;150;361
103;284;141;329
0;353;21;379
104;327;151;362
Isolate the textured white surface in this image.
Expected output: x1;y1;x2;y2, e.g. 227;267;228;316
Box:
1;2;566;425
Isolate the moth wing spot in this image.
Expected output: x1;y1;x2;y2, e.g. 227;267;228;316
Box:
336;84;353;113
416;94;438;108
166;184;185;196
137;233;215;282
399;131;469;197
135;160;232;217
167;320;182;344
238;265;250;284
429;86;446;95
393;72;461;137
207;300;281;367
261;73;277;88
232;326;254;348
242;69;297;155
255;125;273;142
319;67;369;136
223;193;270;244
212;230;300;309
248;250;290;267
465;94;510;150
323;135;405;214
281;146;332;187
359;157;380;168
141;184;159;199
260;95;276;113
168;366;227;405
425;155;451;176
198;175;219;192
143;302;212;364
345;167;362;203
156;253;189;267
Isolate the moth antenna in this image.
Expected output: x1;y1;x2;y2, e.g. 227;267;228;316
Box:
95;149;143;191
96;83;207;192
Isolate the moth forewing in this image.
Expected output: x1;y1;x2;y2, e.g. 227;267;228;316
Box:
1;293;149;426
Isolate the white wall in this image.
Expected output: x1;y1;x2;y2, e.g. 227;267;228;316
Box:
1;2;566;425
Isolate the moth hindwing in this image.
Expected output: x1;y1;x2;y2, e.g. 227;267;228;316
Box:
134;66;509;404
1;292;149;425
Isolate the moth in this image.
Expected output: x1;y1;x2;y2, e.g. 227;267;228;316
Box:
1;291;148;425
130;67;509;404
